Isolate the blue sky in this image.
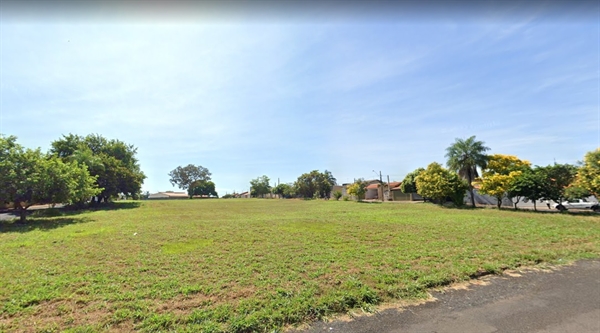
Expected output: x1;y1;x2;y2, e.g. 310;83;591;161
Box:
1;1;598;195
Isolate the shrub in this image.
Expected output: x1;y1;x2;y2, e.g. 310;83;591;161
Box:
333;191;343;201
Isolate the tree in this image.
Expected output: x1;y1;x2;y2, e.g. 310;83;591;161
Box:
250;175;271;198
479;172;522;209
415;162;468;206
507;167;545;211
294;170;336;199
564;184;591;201
168;164;211;191
400;168;425;193
1;136;100;222
347;179;368;201
575;149;600;197
273;183;295;199
445;136;490;207
537;163;578;206
50;134;146;203
478;154;531;209
188;180;218;198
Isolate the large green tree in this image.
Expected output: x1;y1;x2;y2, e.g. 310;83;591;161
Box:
445;136;490;207
294;170;336;199
50;134;145;203
273;183;295;199
1;136;100;222
188;180;218;198
250;175;271;198
416;162;468;206
168;164;212;192
537;163;578;207
399;167;425;193
507;167;546;211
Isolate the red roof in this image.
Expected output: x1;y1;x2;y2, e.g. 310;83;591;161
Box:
389;181;401;188
366;183;379;189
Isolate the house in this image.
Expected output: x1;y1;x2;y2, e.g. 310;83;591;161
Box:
147;191;189;199
364;180;382;200
390;182;423;201
237;191;250;198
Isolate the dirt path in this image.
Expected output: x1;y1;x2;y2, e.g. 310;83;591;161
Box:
293;259;600;333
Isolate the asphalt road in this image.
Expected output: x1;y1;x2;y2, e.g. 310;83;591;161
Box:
294;260;600;333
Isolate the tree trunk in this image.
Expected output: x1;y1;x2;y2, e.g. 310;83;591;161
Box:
15;204;27;224
497;197;502;209
20;209;27;223
468;173;475;207
533;201;537;211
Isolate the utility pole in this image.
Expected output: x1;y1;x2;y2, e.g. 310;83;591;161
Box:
375;170;383;202
387;174;392;201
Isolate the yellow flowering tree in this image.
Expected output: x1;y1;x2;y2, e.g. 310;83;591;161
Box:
478;154;531;209
416;162;468;206
575;149;600;197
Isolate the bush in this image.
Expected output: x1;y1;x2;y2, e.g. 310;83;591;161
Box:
333;191;343;201
342;195;350;201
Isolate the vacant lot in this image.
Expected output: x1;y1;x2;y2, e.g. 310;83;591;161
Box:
1;200;599;332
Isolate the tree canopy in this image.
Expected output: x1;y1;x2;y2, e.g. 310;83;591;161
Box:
416;162;468;206
50;133;145;202
294;170;336;199
273;183;295;199
478;154;531;209
169;164;212;191
347;179;368;201
400;168;425;193
250;175;271;198
188;180;218;198
575;149;600;197
537;163;578;205
507;167;546;211
1;136;100;222
445;136;490;207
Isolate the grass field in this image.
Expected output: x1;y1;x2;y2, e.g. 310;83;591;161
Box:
1;199;599;332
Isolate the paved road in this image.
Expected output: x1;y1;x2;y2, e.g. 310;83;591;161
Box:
295;260;600;333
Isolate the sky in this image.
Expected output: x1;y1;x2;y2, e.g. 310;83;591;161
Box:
1;0;599;195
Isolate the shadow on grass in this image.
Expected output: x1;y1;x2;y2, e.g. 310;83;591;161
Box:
37;201;142;218
0;201;141;233
0;216;94;233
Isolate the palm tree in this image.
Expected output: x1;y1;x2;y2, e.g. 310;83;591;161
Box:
445;136;490;207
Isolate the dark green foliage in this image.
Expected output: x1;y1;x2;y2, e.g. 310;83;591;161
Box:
537;163;578;205
400;168;425;193
50;133;146;203
169;164;212;191
564;185;591;201
188;180;218;198
273;183;295;198
1;135;100;222
250;175;271;198
294;170;336;199
508;167;546;211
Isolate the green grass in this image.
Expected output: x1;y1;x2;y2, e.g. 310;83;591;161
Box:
1;199;599;332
